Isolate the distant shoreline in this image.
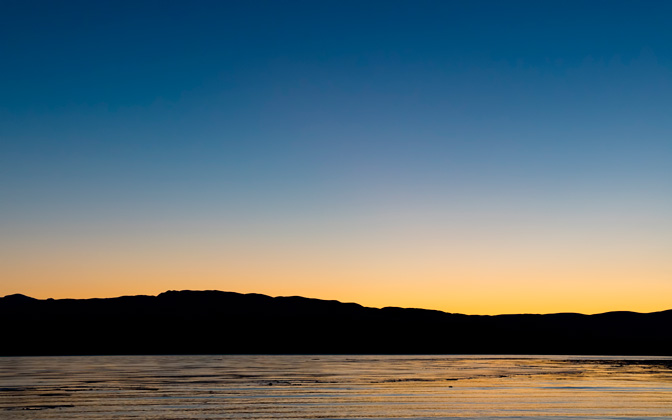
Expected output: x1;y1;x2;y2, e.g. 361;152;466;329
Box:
2;290;671;356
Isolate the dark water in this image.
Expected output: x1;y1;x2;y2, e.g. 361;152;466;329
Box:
1;355;671;419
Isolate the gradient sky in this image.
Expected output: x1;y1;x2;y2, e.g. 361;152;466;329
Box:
1;0;671;314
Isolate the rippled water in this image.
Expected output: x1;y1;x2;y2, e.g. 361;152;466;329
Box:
1;355;671;419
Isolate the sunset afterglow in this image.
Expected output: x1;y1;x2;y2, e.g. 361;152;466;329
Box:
1;1;670;315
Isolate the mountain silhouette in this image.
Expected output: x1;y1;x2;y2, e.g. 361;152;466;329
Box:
2;290;670;356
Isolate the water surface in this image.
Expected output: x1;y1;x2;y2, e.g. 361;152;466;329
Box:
1;355;671;419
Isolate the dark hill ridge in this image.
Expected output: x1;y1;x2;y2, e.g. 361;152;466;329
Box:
1;290;670;356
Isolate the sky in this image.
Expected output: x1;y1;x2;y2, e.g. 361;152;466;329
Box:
1;0;671;315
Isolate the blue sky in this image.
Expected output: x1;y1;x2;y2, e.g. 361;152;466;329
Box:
1;0;671;313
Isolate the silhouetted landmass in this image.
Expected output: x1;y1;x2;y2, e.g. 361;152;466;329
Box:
1;290;671;356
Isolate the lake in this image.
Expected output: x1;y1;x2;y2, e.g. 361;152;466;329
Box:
1;355;671;419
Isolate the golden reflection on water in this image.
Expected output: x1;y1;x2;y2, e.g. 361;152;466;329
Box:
1;355;671;419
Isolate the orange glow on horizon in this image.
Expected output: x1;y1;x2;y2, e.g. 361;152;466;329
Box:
2;256;670;315
2;193;669;316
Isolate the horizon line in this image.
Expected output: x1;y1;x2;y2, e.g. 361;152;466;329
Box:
3;289;670;318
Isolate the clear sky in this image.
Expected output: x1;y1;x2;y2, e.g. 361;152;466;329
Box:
1;0;671;314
